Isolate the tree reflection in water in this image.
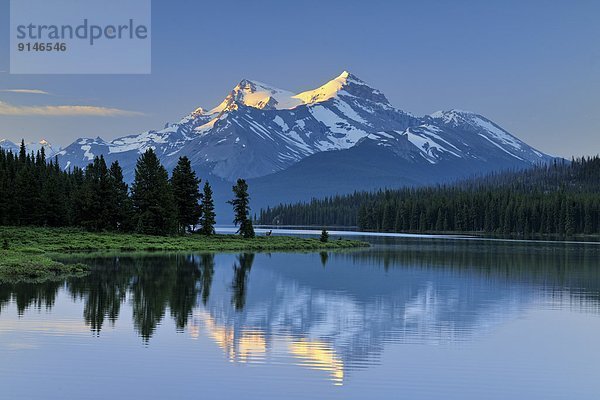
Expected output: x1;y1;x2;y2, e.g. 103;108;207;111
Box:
0;254;219;341
1;240;599;343
231;253;255;311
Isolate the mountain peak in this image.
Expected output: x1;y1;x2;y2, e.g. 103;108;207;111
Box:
294;70;389;105
237;78;253;87
199;71;389;115
209;79;302;113
293;71;355;104
336;70;362;84
336;70;353;81
233;78;266;93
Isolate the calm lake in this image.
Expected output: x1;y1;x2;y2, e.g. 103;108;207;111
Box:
1;234;600;399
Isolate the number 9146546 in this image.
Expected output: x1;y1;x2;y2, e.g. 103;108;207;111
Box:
17;42;67;52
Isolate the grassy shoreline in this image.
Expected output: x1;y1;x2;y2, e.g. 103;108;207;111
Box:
0;227;369;281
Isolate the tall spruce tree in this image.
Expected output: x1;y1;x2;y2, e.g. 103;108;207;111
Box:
93;156;113;230
41;159;67;227
199;181;216;235
77;156;112;231
228;178;254;238
170;156;202;233
19;140;26;163
131;149;177;235
108;161;133;232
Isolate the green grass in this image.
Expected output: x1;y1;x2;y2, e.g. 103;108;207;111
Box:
0;250;88;282
0;226;369;280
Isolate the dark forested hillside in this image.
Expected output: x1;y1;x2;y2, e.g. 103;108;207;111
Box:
258;157;600;236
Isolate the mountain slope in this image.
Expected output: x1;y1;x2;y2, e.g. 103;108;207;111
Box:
247;132;546;211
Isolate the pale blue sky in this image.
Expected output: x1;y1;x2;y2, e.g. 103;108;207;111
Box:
0;0;598;157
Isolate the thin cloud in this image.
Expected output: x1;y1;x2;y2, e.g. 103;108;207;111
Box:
0;101;144;117
1;89;51;95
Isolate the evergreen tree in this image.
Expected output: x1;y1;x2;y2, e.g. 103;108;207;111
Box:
108;161;133;232
14;161;40;225
357;204;368;230
19;140;26;163
93;156;113;230
199;181;216;235
41;159;67;227
228;178;254;238
76;156;113;231
381;204;393;232
131;149;177;235
320;229;329;243
170;156;202;233
565;201;576;236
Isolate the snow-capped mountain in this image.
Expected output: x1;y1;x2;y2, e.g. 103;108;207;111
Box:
49;70;553;211
0;138;61;158
54;71;551;182
54;71;425;181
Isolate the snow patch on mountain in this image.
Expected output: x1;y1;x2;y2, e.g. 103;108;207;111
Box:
332;98;370;125
272;116;289;131
308;105;368;150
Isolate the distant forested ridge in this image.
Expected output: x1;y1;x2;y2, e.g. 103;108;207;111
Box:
258;157;600;236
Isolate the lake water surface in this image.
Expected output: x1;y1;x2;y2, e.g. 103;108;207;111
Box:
1;235;600;399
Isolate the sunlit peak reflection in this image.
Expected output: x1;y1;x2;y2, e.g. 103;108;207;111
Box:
288;338;344;386
196;310;266;363
193;310;344;385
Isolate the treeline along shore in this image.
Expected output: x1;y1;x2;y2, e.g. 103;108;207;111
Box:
259;156;600;238
1;140;225;236
0;142;367;280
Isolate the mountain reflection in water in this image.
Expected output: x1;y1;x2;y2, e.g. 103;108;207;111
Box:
1;239;599;386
